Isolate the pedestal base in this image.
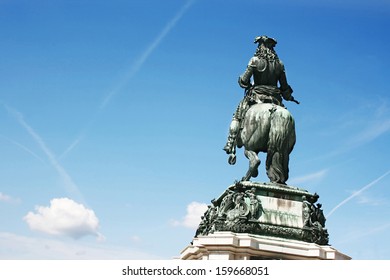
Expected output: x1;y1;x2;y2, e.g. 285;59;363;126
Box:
181;231;351;260
195;181;329;245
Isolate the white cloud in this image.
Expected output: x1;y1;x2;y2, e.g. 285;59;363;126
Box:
350;119;390;148
0;192;12;202
0;192;20;204
337;222;390;245
0;232;161;260
354;191;386;206
129;235;141;243
171;201;208;229
24;198;101;240
288;169;328;186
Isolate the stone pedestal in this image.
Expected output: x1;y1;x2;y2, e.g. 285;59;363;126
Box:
181;232;351;260
181;181;351;260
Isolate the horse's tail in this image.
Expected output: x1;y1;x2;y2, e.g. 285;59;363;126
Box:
266;108;296;184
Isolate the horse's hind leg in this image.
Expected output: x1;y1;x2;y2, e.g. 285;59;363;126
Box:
242;150;260;181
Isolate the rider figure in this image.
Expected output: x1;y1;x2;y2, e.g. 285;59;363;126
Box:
223;35;298;154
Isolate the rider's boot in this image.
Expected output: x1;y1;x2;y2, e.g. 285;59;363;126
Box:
223;119;240;154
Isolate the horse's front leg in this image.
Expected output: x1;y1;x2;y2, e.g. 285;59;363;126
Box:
242;150;260;181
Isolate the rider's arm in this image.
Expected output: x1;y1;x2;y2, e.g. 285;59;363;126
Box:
238;57;255;89
278;61;294;101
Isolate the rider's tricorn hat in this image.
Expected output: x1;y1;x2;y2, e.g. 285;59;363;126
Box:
254;35;277;47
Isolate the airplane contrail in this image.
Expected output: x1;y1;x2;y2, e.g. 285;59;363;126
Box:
58;133;85;161
100;0;196;109
0;134;47;165
57;0;196;160
326;169;390;218
4;105;86;204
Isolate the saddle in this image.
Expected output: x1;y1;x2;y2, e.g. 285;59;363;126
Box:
246;85;284;107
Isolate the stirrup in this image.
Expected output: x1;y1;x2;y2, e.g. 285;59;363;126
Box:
228;154;236;165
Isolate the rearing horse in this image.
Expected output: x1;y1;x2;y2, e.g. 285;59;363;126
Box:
228;103;296;184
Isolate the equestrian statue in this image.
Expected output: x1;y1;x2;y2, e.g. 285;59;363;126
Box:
223;35;299;184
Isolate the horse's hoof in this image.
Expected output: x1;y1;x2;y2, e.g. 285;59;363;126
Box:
252;170;258;178
228;154;236;165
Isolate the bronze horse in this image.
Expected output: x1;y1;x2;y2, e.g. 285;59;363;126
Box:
228;103;296;184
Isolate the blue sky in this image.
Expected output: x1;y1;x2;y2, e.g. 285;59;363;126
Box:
0;0;389;259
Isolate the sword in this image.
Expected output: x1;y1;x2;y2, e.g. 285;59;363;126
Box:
290;96;300;104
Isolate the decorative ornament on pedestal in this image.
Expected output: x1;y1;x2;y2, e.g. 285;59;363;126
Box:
195;181;329;245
